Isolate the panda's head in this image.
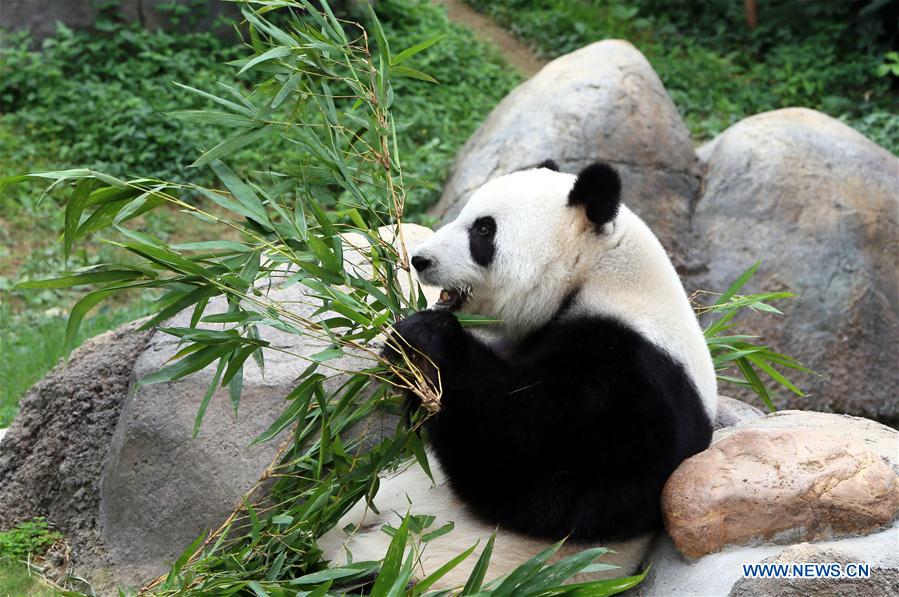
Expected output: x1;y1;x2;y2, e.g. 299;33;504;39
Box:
411;160;627;337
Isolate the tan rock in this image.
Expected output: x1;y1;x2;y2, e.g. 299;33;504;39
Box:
662;426;899;559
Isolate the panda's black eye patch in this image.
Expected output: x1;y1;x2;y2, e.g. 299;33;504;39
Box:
469;216;496;267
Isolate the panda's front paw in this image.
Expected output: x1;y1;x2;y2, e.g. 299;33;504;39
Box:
383;309;465;369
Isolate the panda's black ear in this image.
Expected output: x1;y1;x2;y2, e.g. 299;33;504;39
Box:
567;162;621;228
536;159;559;172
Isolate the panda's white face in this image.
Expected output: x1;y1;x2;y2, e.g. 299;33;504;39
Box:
411;166;614;335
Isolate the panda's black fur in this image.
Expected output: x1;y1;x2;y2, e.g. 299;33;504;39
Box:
390;163;713;542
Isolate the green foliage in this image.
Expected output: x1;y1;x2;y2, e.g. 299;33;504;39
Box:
0;518;64;596
465;0;899;153
379;0;521;216
0;518;62;562
0;20;241;187
700;263;810;411
876;51;899;78
12;2;637;594
0;0;518;426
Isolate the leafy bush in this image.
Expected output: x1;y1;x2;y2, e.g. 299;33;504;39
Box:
0;518;64;597
0;21;240;187
0;518;62;562
465;0;899;152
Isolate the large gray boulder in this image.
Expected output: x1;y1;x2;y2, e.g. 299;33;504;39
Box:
431;40;701;266
97;284;347;588
99;223;434;591
693;108;899;422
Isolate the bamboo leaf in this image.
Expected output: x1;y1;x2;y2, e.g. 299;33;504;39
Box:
736;358;776;411
64;287;123;354
462;531;496;595
251;374;323;445
713;261;760;307
170;110;258;128
63;178;97;262
209;160;273;227
194;357;228;437
192;126;271;167
140;344;237;385
747;354;805;396
173;82;255;117
238;45;292;75
392;34;445;65
411;541;476;595
15;270;144;289
368;514;410;597
391;65;438;84
491;539;565;597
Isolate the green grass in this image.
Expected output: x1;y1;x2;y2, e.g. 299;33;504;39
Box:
0;0;518;427
465;0;899;153
0;518;63;597
0;562;61;597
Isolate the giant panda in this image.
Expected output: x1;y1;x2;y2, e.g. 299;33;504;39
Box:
319;161;717;587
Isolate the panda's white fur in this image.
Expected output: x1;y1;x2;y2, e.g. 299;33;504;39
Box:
318;164;717;589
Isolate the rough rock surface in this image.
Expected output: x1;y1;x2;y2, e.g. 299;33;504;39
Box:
729;544;899;597
0;321;153;572
714;395;764;430
636;529;899;597
637;410;899;596
662;427;899;558
714;410;899;473
431;40;701;266
97;293;319;589
99;287;383;589
693;108;899;422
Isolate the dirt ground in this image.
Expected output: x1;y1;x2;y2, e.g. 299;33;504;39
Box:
433;0;547;77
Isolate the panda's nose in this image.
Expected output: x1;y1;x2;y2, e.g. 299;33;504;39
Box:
411;255;432;272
